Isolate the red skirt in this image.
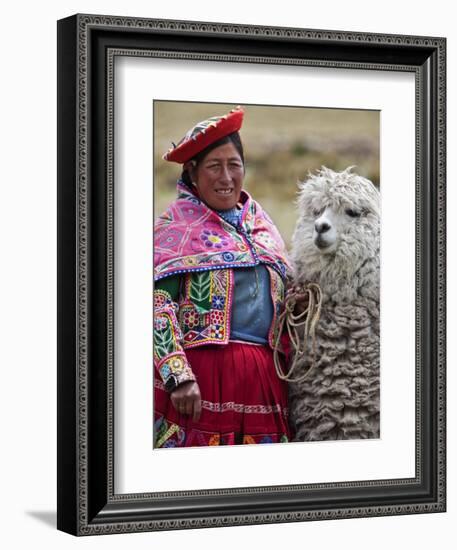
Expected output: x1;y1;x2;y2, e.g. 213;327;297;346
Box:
154;342;292;447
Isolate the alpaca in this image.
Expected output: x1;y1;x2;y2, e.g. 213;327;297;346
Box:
288;166;380;441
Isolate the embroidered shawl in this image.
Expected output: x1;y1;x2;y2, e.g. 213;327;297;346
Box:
154;180;290;281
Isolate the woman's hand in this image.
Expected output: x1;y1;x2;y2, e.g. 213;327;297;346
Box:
170;380;202;422
289;284;310;316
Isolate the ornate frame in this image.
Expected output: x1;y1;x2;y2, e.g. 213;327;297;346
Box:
57;14;446;535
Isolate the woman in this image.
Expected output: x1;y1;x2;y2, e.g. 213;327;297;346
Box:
154;106;292;447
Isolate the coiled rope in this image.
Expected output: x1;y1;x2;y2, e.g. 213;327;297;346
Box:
273;282;323;383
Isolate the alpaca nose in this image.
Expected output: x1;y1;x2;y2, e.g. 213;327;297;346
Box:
315;220;331;234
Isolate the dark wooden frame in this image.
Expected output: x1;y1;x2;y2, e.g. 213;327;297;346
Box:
57;13;446;535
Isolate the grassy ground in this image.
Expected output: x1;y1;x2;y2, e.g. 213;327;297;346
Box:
154;101;379;248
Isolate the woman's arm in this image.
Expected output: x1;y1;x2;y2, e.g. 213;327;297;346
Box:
154;276;195;389
154;276;201;420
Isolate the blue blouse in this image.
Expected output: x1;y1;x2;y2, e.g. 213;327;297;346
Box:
217;207;274;345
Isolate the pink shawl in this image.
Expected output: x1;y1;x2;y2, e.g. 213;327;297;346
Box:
154;181;290;281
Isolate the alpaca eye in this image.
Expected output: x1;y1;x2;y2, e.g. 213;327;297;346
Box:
345;208;360;218
312;208;323;217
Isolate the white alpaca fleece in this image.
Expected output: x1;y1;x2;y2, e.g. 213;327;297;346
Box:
289;167;380;441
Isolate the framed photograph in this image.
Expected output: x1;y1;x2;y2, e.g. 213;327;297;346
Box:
57;14;446;535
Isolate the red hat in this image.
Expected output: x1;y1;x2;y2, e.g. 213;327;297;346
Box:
162;106;244;164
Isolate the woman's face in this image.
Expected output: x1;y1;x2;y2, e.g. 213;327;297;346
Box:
188;142;244;211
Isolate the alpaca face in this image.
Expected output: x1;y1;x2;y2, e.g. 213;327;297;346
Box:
292;167;380;283
312;203;376;257
313;206;344;253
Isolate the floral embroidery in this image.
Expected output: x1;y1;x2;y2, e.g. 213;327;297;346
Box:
182;309;199;328
182;205;203;222
255;230;276;249
173;270;233;348
157;227;184;249
170;356;186;373
210;310;224;325
200;229;228;249
210;325;225;339
153;289;169;309
211;295;225;310
157;353;195;387
154;317;168;331
222;251;235;262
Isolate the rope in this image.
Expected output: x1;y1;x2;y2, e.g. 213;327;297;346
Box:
273;282;323;383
